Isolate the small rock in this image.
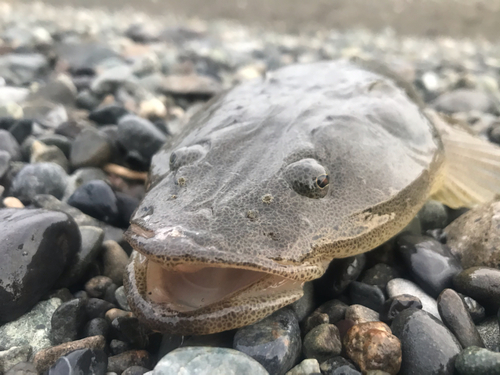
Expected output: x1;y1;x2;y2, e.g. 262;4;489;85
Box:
319;356;360;375
455;346;500;375
0;150;11;179
33;335;105;373
82;318;110;339
454;267;500;311
477;317;500;352
110;340;132;356
70;127;112;168
234;308;301;375
4;362;38;375
89;104;128;125
396;234;462;297
50;298;87;345
91;65;133;97
102;240;129;286
62;167;109;201
0;209;80;321
302;324;342;363
418;200;448;231
159;74;221;96
115;286;131;311
85;298;116;319
391;308;461;375
432;89;498;114
314;255;366;300
360;263;400;290
0;53;49;86
285;359;320;375
10;163;68;203
445;201;500;269
115;192;140;228
349;281;385;312
108;350;150;374
0;298;62;355
85;276;114;298
46;348;107;375
460;294;486;323
345;305;379;325
37;134;71;159
3;196;24;208
380;295;422;323
56;225;105;287
386;278;440;320
344;322;401;375
302;311;330;334
123;366;151;375
152;347;267;375
9;119;32;145
30;140;69;171
111;316;149;349
437;288;484;348
0;346;32;374
0;129;21;161
68;180;119;225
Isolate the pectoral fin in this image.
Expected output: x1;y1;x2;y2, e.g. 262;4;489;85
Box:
427;109;500;208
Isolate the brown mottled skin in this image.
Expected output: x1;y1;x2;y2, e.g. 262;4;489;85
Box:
124;60;444;335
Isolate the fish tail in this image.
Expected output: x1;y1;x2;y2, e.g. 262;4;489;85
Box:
426;109;500;208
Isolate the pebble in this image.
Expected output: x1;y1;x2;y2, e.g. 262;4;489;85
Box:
319;356;360;375
30;140;69;171
0;208;80;321
70;127;112;168
67;180;119;225
290;282;315;322
432;89;498;114
349;281;385;312
386;278;441;320
111;316;149;349
101;240;130;286
46;348;107;375
110;340;132;356
108;350;151;374
476;317;500;352
314;254;366;300
50;298;88;345
417;200;448;231
0;298;62;355
302;311;330;334
453;267;500;311
56;225;105;288
62;167;109;201
3;196;24;208
83;318;110;339
89;104;129;125
396;234;462;297
86;298;116;319
233;308;301;375
360;263;400;290
437;288;484;348
345;305;379;325
460;294;486;323
85;276;114;298
115;286;131;311
343;322;401;375
455;346;500;375
37;134;71;159
391;308;462;375
115;192;140;228
90;65;133;97
445;201;500;269
0;149;11;178
0;129;21;161
4;362;38;375
302;324;342;363
9;119;33;145
117;114;167;168
159;74;221;97
0;53;49;86
284;359;320;375
380;295;422;323
152;347;268;375
10;162;68;203
0;346;32;374
123;366;151;375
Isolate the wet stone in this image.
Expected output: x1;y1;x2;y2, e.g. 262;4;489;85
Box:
67;180;119;225
380;294;422;323
477;317;500;352
50;298;88;345
108;350;151;374
56;225;105;288
396;234;462;298
85;276;114;298
83;318;110;339
0;208;80;322
387;278;440;320
0;298;62;354
453;267;500;311
460;294;485;323
10;162;68;203
62;167;108;201
360;263;400;290
0;345;32;374
46;348;107;375
391;308;461;375
102;240;130;286
112;316;149;349
344;321;401;375
349;281;385;312
455;346;500;375
437;288;484;348
152;347;268;375
319;356;359;375
85;298;116;319
70;127;112;168
89;104;128;125
302;324;342;363
314;254;366;300
0;129;21;160
314;300;349;324
233;308;301;375
345;305;379;325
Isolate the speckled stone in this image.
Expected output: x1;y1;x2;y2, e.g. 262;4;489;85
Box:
0;345;32;373
234;308;301;375
455;346;500;375
302;324;342;363
285;359;320;375
477;317;500;352
153;347;268;375
319;356;359;375
345;305;379;325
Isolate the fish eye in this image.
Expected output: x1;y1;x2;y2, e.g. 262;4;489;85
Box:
169;144;208;171
284;159;329;199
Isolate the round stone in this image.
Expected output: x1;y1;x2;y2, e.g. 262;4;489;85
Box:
302;324;342;363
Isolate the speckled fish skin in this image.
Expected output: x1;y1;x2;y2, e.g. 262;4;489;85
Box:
124;60;445;335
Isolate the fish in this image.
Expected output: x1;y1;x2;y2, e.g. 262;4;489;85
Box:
124;59;500;335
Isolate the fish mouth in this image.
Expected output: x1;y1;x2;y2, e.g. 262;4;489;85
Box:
124;224;326;335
